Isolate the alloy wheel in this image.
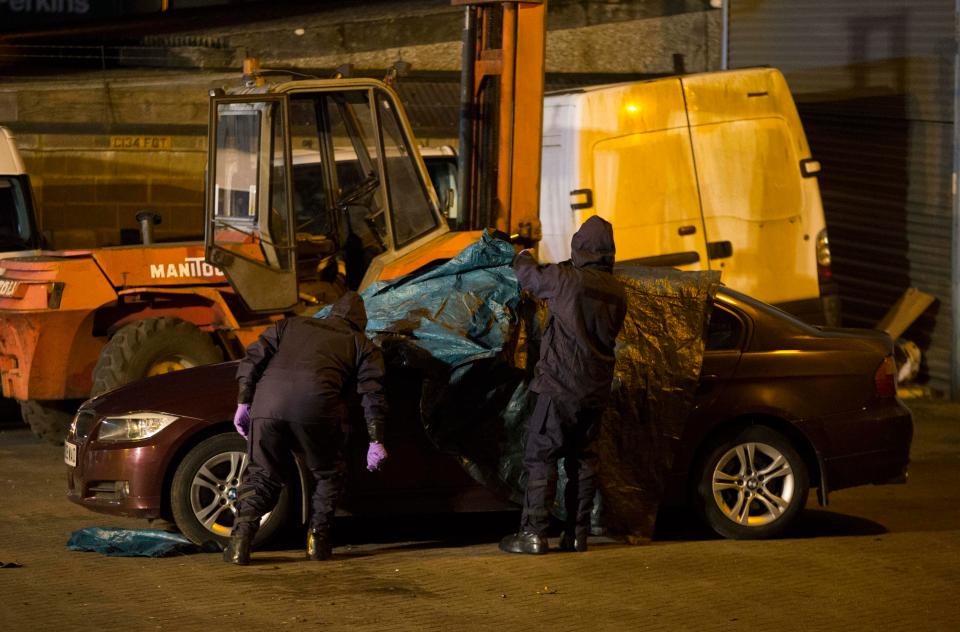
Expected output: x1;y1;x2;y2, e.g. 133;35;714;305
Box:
711;441;796;527
188;450;267;537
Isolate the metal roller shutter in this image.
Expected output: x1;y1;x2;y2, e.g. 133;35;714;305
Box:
729;0;956;395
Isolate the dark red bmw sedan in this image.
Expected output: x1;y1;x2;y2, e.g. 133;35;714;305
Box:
65;287;912;544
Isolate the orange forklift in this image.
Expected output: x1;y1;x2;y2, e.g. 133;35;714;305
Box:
0;0;547;443
205;0;544;309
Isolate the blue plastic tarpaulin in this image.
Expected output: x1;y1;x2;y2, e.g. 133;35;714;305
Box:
67;527;215;557
318;229;520;368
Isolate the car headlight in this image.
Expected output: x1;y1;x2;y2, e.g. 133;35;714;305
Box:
97;413;178;442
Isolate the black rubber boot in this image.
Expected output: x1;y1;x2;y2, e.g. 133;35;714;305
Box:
306;529;332;561
223;533;253;565
558;532;588;553
498;531;548;555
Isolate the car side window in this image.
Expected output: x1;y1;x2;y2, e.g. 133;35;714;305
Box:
706;305;743;351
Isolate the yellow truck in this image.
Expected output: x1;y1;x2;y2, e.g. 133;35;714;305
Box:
540;68;838;325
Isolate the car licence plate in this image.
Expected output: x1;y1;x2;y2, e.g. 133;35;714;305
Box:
64;441;77;467
0;280;20;297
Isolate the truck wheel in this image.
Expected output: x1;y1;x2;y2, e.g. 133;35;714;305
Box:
695;426;809;540
20;399;82;445
91;317;223;396
170;433;292;547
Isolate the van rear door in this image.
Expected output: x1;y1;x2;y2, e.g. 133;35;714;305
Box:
587;79;709;270
681;69;823;306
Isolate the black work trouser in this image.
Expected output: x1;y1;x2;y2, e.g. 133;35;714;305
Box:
234;417;343;538
519;394;601;538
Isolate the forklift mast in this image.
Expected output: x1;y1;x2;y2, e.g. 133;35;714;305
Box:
455;0;546;243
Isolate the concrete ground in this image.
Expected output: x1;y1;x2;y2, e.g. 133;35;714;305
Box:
0;398;957;631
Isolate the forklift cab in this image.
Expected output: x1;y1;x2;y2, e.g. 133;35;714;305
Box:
205;79;448;313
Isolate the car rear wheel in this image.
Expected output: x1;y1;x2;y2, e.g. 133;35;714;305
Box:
170;433;291;547
696;426;809;539
91;317;223;397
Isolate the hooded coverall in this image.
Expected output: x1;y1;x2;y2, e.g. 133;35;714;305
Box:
514;216;627;539
232;292;387;537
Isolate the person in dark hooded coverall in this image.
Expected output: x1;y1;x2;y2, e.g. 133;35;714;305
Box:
224;291;388;565
500;216;626;554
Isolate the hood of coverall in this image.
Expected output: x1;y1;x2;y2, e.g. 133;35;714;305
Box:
329;290;368;331
570;215;616;270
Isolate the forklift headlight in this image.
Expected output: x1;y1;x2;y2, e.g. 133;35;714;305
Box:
97;413;178;442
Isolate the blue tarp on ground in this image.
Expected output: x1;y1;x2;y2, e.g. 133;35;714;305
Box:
67;527;214;557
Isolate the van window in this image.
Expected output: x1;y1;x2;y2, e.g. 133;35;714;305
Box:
693;118;802;222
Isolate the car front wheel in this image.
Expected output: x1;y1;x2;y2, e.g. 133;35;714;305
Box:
170;433;291;547
696;426;809;539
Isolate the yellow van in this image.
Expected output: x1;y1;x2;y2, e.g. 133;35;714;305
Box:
539;68;838;325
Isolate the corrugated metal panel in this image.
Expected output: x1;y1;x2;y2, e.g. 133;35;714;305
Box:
395;73;657;140
395;80;460;139
730;0;954;121
730;0;956;395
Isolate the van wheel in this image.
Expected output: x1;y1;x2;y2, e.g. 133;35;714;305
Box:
91;317;223;396
696;426;809;539
20;399;82;445
170;433;291;547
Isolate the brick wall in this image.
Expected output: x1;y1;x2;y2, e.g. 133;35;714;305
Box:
0;75;223;249
20;134;207;248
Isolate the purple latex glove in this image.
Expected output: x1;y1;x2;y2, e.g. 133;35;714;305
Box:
233;403;251;438
366;442;387;471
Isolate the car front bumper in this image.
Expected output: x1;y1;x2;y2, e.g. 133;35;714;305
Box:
65;415;205;519
66;441;165;519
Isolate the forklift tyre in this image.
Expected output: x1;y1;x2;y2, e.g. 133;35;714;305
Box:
20;399;83;445
91;317;223;397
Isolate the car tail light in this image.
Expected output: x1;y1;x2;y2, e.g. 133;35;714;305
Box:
875;355;897;398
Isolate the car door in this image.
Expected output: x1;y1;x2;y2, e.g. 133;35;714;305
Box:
692;302;746;414
338;368;487;514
